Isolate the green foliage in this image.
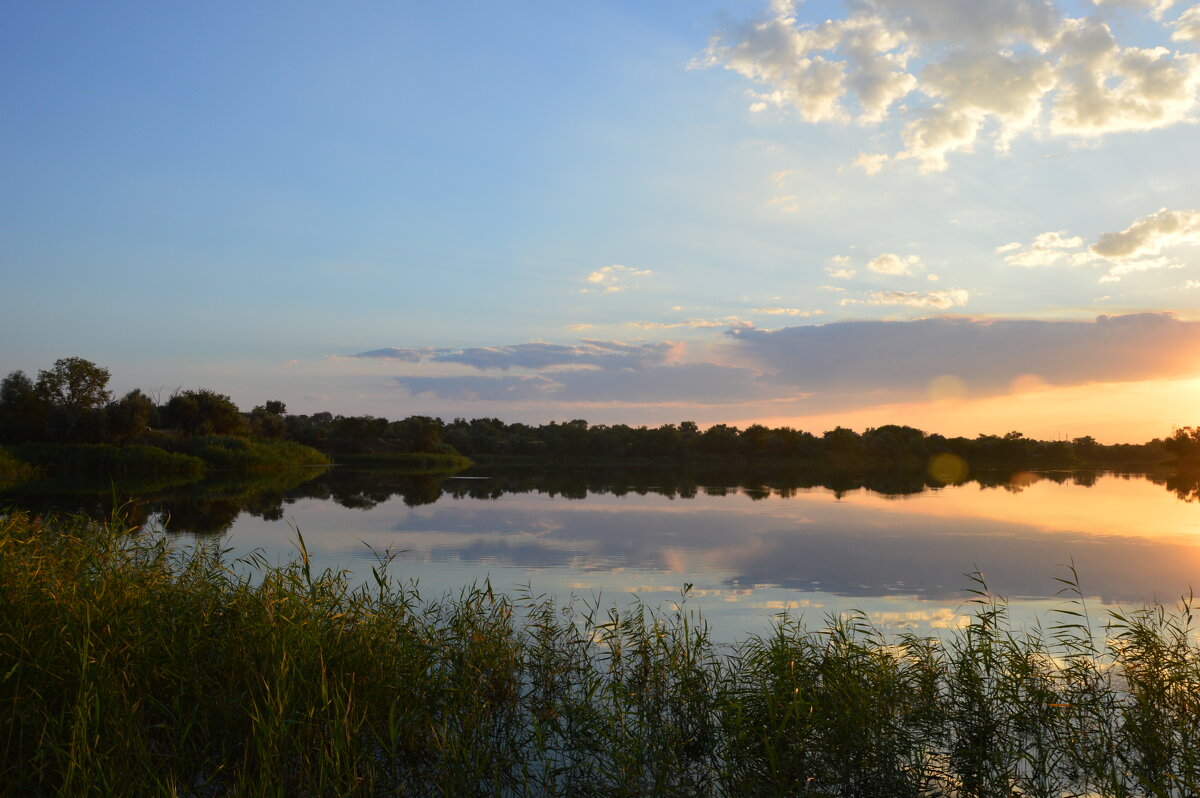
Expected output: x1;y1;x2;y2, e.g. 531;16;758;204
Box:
1164;426;1200;465
163;389;248;437
248;404;287;440
181;436;330;473
105;389;154;446
0;446;41;482
3;514;1200;795
10;443;206;479
35;356;112;412
0;370;44;443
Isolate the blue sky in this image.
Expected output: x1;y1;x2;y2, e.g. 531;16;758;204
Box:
3;0;1200;440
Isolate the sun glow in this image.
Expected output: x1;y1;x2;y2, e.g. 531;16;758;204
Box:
740;376;1200;444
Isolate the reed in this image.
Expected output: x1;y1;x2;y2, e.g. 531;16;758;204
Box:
2;510;1198;796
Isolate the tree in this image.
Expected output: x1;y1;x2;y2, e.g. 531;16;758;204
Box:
35;357;112;412
387;415;444;452
250;404;287;439
0;370;46;442
164;389;247;436
106;389;154;445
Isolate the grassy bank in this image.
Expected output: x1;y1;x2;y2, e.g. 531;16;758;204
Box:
0;446;41;483
11;443;206;480
180;436;330;473
2;511;1199;796
10;438;330;484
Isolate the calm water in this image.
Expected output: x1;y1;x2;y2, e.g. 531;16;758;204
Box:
7;466;1200;640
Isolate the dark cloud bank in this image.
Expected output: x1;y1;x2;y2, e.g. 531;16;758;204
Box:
357;314;1200;406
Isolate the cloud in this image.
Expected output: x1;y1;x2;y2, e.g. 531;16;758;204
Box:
1001;208;1199;280
1173;6;1200;41
1098;255;1184;282
396;362;776;405
752;307;824;316
825;256;856;279
852;152;889;174
1050;17;1200;137
728;312;1200;397
351;347;433;362
1003;229;1090;266
396;374;560;402
354;340;677;371
628;317;751;329
582;264;652;293
867;252;923;275
369;315;1200;415
841;288;969;309
1090;207;1200;258
706;1;1200;171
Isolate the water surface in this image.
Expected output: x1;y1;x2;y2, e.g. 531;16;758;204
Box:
7;466;1200;640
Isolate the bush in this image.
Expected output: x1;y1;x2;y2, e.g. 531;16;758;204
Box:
183;436;329;473
9;443;205;479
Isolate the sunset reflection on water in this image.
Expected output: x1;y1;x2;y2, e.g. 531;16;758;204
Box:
214;469;1200;640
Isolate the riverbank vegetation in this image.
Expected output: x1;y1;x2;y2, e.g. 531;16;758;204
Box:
4;356;1197;488
0;358;334;482
3;509;1198;796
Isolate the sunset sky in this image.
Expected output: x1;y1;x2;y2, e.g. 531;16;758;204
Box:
3;0;1200;442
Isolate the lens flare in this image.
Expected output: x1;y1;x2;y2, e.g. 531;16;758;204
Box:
928;453;969;484
928;374;967;402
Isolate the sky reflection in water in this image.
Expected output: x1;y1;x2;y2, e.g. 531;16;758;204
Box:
214;469;1200;641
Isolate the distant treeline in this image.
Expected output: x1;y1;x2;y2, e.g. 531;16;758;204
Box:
434;417;1175;469
6;356;1200;479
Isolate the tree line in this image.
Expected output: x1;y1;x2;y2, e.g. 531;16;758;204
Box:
2;356;1193;468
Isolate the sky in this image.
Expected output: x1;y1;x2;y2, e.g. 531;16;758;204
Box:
2;0;1200;442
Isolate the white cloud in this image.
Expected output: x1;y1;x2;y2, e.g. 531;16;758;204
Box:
1090;207;1200;258
1002;228;1091;267
1051;18;1200;137
707;1;1200;171
1002;208;1200;281
583;264;652;293
868;252;923;275
852;152;889;175
1172;5;1200;41
841;288;969;309
1035;230;1085;249
628;316;752;330
1098;255;1184;281
753;307;824;316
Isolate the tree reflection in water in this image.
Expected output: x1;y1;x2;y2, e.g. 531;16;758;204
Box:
3;463;1199;536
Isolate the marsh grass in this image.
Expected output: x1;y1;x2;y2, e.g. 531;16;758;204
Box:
9;443;205;480
0;446;41;484
2;511;1199;796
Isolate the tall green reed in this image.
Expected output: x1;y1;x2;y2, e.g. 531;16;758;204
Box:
3;509;1200;796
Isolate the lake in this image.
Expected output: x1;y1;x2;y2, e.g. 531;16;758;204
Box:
6;465;1200;641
